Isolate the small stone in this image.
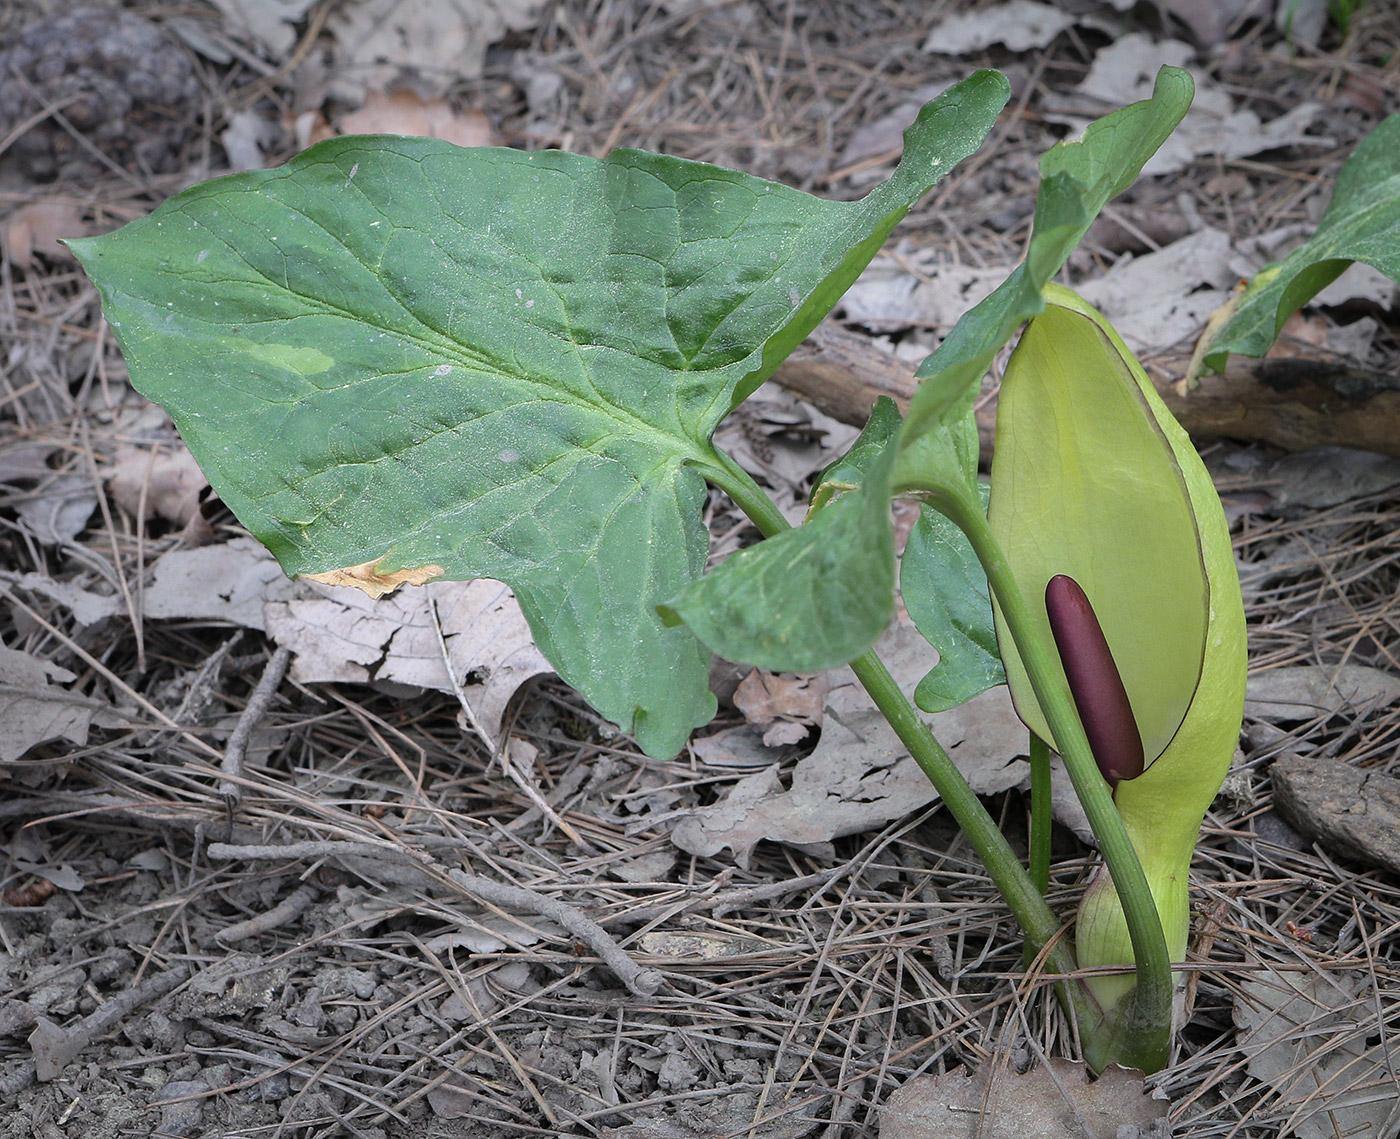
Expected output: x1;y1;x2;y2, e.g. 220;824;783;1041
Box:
151;1080;206;1137
1271;753;1400;874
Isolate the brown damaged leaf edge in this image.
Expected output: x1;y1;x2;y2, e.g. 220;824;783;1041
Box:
301;558;446;600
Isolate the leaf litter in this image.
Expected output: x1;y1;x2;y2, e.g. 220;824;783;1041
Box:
1;0;1400;1136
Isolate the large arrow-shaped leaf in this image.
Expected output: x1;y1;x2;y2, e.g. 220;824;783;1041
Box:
69;71;1009;759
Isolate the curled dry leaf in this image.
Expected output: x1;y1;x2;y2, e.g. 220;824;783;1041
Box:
338;90;500;148
301;558;445;599
2;200;86;270
107;443;209;527
673;617;1095;866
1069;35;1325;177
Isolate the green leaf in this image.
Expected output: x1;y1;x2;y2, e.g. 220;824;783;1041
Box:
663;412;899;673
901;66;1194;449
902;483;1005;713
809;395;902;512
1202;114;1400;370
68;71;1008;759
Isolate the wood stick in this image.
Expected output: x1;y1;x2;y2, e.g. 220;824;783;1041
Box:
773;324;1400;460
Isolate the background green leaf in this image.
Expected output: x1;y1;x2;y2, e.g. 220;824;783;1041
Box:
69;71;1007;759
1202;114;1400;370
902;483;1005;713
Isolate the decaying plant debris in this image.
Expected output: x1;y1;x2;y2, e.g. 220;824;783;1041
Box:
1;1;1398;1136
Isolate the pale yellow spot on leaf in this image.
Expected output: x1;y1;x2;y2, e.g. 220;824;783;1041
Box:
238;342;335;375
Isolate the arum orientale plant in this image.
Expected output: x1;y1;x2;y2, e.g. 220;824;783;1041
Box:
69;65;1247;1074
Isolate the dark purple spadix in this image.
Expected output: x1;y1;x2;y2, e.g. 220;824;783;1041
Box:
1044;574;1145;788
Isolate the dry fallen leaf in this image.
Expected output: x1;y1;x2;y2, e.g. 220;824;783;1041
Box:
1244;664;1400;723
265;576;552;748
15;474;98;546
670;693;1027;866
2;200;86;270
840;254;1005;334
326;0;547;101
139;537;551;746
733;668;827;746
672;618;1093;865
881;1059;1170;1139
1075;228;1236;354
921;1;1081;54
301;558;445;599
1233;970;1399;1139
143;537;299;631
0;644;126;765
107;442;209;527
199;0;318;56
0;572;119;628
338;90;499;147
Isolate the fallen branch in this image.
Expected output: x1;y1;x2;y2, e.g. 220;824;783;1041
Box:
445;868;664;998
26;963;191;1084
215;882;320;943
219;644;293;808
206;840;663;997
773;323;1400;460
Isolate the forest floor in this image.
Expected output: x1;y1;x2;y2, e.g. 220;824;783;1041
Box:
1;0;1399;1136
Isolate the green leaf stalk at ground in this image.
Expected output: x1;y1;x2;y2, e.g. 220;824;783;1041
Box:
1201;113;1400;371
68;70;1009;760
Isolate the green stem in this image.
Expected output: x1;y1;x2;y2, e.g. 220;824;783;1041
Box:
706;452;1099;1030
702;449;792;538
847;647;1092;1018
1029;733;1052;895
933;487;1172;1070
